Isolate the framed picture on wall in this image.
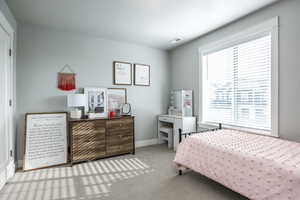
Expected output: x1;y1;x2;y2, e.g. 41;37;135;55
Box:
113;61;132;85
107;88;127;116
134;64;150;86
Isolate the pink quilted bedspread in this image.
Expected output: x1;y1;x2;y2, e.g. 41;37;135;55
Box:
174;129;300;200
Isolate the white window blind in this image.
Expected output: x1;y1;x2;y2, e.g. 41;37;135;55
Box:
202;34;272;132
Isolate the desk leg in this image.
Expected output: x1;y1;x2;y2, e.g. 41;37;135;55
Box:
157;119;163;144
173;120;180;151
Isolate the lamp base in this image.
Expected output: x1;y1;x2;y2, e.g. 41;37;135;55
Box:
70;109;82;119
88;112;96;119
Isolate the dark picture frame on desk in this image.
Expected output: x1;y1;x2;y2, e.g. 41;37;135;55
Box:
107;88;127;116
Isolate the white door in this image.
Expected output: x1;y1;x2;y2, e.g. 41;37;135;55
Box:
0;24;13;189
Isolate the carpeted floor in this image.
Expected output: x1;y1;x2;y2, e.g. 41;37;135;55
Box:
0;144;248;200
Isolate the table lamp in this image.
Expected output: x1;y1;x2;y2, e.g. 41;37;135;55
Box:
67;94;87;119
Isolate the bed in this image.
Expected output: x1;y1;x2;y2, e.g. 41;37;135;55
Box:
174;129;300;200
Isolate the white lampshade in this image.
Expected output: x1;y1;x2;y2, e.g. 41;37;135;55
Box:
67;94;86;107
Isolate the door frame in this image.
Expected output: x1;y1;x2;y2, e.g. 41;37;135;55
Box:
0;9;15;190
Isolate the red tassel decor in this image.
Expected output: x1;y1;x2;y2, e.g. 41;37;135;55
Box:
57;72;76;91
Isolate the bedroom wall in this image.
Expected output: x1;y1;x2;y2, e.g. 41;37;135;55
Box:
169;0;300;142
16;23;170;163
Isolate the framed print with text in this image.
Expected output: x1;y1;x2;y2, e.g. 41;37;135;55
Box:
23;112;68;171
134;64;150;86
113;61;132;85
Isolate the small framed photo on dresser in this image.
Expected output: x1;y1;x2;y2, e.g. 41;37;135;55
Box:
113;61;132;85
134;64;150;86
107;88;127;116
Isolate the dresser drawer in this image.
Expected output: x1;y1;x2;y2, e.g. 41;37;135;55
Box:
73;147;106;162
106;118;133;129
107;128;133;136
106;145;122;156
71;121;106;135
73;137;105;147
106;118;133;136
72;138;106;162
158;116;174;123
106;144;134;156
107;135;133;145
73;131;105;142
106;134;134;156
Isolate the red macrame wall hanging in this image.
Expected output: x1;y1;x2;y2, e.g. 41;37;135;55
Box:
57;64;76;91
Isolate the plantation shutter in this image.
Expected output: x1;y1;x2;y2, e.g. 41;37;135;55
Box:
203;34;272;131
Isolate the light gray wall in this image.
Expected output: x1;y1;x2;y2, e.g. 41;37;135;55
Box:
16;23;170;161
169;0;300;142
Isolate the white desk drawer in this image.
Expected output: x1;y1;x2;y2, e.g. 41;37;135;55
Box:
159;116;174;123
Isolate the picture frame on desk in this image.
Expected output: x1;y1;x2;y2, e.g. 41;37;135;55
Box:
107;88;127;117
84;87;108;118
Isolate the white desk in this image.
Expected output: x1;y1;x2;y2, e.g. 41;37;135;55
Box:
158;115;196;151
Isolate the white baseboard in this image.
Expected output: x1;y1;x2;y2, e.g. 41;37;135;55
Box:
135;138;158;148
0;160;15;191
17;160;23;169
7;160;15;179
0;168;6;191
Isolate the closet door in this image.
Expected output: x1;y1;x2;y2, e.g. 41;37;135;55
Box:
0;24;12;188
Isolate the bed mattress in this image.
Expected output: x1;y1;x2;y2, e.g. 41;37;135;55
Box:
174;129;300;200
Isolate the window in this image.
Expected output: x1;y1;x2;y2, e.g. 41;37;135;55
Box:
201;17;278;136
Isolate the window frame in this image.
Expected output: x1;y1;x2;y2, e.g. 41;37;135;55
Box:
199;17;279;137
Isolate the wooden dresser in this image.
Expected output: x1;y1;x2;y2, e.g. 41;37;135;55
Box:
69;116;135;164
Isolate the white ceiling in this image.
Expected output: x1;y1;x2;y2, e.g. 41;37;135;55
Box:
6;0;279;50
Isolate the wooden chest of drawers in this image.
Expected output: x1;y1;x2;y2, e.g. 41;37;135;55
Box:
69;116;135;164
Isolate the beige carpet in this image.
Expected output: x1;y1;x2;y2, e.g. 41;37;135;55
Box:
0;145;247;200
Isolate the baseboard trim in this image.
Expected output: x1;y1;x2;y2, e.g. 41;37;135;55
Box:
17;160;23;169
0;168;6;191
135;138;158;148
7;160;15;179
0;160;15;191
